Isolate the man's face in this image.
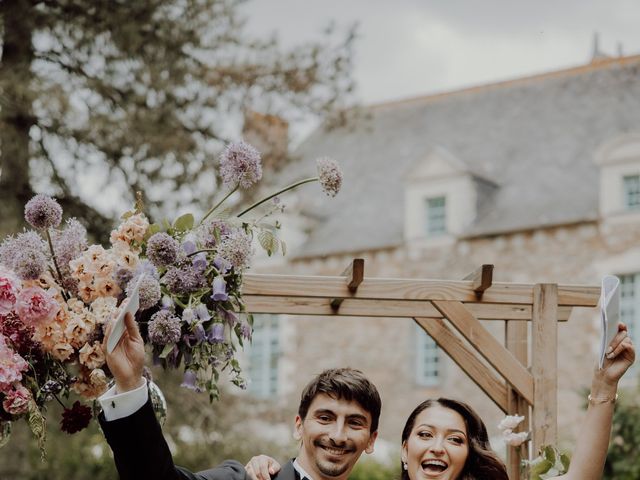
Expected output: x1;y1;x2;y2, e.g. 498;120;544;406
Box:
294;393;377;480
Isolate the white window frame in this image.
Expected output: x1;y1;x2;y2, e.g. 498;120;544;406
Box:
247;314;281;397
425;196;447;236
620;273;640;341
623;175;640;210
414;323;441;387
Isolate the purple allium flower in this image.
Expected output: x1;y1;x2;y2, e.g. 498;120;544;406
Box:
0;231;47;270
127;274;161;311
115;268;134;290
240;321;252;340
148;310;182;345
60;400;92;434
316;157;343;197
135;260;160;280
211;276;228;302
162;263;206;295
198;220;232;248
146;233;180;268
24;194;63;229
51;218;87;270
219;140;262;189
217;230;253;271
181;370;201;392
207;323;225;343
13;249;47;280
191;252;207;273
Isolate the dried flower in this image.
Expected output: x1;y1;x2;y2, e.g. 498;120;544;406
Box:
60;400;92;434
78;342;106;370
148;310;181;345
110;213;149;250
219;140;262;189
129;274;161;311
2;385;32;415
146;233;180;268
0;268;20;314
0;231;47;271
13;249;48;280
24;194;63;229
0;334;29;392
316;157;343;197
162;263;206;295
51;218;87;270
198;220;232;248
217;229;253;271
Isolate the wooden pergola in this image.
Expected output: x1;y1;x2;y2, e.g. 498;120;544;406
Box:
242;262;600;480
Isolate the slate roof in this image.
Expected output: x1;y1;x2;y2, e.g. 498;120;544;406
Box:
287;55;640;258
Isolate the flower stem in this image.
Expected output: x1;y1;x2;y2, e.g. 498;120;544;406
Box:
45;229;70;301
236;177;318;218
200;185;239;225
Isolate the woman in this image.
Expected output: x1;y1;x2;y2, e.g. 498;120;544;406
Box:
246;323;635;480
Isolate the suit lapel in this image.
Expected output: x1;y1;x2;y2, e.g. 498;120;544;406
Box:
273;460;299;480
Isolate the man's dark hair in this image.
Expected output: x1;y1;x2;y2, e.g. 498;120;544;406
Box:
297;367;382;433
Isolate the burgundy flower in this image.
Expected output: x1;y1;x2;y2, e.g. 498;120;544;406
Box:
60;401;92;434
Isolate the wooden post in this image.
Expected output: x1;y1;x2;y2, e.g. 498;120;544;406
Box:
506;320;530;480
531;283;558;453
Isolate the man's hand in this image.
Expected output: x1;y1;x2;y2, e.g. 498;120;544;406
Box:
244;455;281;480
103;311;146;393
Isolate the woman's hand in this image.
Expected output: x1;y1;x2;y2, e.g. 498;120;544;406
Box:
597;323;635;386
244;455;281;480
103;311;146;393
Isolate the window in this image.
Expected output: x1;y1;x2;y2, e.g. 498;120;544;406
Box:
620;273;640;341
247;315;281;397
623;175;640;210
415;323;441;386
425;196;447;236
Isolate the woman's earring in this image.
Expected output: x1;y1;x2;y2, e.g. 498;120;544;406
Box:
403;462;408;471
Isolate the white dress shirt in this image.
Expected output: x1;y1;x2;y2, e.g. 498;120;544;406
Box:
293;458;313;480
98;378;149;421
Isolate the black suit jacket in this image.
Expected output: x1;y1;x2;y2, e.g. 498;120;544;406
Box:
99;399;300;480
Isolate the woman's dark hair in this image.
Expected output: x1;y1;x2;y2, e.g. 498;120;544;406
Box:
400;398;508;480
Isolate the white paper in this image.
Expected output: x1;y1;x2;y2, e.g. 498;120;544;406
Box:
107;275;143;354
599;275;621;369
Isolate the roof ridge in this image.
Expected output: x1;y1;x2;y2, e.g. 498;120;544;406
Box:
369;54;640;111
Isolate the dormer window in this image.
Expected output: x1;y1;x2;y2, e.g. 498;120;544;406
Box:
425;196;447;236
623;175;640;210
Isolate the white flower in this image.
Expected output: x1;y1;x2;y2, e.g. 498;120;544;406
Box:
502;430;530;447
498;414;525;431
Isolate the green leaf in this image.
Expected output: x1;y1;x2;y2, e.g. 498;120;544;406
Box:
528;458;553;478
543;445;557;465
145;223;162;241
258;229;279;256
173;213;194;232
159;344;175;359
27;403;47;461
560;453;571;472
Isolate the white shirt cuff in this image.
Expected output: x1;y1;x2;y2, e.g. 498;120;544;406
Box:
98;378;149;421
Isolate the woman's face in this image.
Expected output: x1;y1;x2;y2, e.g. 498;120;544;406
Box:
402;405;469;480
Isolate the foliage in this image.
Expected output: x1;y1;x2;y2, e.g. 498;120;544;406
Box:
603;382;640;479
0;0;356;237
523;445;570;480
349;457;400;480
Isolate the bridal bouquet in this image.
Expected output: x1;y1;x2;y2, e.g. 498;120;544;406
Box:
0;141;342;454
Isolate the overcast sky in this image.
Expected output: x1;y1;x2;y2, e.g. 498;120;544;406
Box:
243;0;640;105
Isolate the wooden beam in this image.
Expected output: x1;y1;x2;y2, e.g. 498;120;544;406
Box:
432;300;534;405
331;258;364;310
531;284;558;452
244;295;574;321
242;274;600;307
414;317;509;412
464;264;494;298
505;320;530;479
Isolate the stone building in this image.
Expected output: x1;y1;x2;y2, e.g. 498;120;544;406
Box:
244;54;640;454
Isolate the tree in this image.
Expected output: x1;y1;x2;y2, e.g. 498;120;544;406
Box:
0;0;356;238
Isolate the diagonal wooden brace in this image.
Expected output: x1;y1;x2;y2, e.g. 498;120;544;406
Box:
330;258;364;311
414;317;509;412
432;299;534;405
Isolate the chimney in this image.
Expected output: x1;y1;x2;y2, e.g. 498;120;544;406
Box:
242;111;289;175
590;32;610;64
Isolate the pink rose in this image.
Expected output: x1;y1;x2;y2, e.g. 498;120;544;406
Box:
0;334;29;392
15;286;60;327
0;269;20;315
2;385;32;415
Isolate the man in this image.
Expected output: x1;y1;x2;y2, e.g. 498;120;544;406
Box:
99;313;381;480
